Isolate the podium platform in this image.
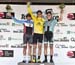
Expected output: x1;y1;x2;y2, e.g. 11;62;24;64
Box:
18;62;54;65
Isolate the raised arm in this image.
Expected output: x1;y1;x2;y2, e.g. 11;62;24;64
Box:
27;2;36;21
12;17;26;24
7;13;26;24
58;9;64;22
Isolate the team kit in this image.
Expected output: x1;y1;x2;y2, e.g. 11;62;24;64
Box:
8;2;63;63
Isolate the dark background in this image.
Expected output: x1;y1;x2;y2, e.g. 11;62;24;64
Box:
0;0;75;5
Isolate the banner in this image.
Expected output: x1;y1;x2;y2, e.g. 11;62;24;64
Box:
0;4;75;65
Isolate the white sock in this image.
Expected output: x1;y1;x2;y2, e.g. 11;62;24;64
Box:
27;56;31;61
23;55;26;61
23;55;31;61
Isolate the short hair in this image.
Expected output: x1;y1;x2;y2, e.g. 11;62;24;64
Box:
36;10;42;14
46;12;52;15
45;9;52;15
26;13;31;18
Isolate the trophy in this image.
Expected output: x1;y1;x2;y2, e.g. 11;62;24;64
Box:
59;3;65;13
6;4;12;13
6;4;13;18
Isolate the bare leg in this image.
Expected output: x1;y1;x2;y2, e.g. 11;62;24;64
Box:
22;45;27;62
27;43;32;62
50;44;53;56
44;44;48;55
33;44;37;55
38;43;42;62
23;46;27;56
31;44;37;62
23;46;27;55
43;44;48;62
50;44;53;63
38;43;42;56
28;44;31;56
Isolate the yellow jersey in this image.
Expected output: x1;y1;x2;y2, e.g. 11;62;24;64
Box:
27;6;45;34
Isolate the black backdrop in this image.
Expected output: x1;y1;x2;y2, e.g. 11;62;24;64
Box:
0;0;75;5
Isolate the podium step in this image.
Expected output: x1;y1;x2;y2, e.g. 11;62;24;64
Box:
18;62;54;65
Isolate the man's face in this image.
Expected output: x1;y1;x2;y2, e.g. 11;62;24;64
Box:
27;16;31;20
37;12;42;18
46;13;52;20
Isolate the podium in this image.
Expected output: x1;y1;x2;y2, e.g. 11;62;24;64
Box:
18;62;54;65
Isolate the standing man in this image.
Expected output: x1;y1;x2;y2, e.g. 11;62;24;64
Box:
43;9;63;63
27;2;45;63
9;13;33;63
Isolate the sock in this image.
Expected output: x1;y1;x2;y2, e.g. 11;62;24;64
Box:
33;55;36;62
25;55;31;63
23;55;26;61
33;55;36;59
45;55;47;61
38;56;40;59
28;56;31;61
50;55;53;60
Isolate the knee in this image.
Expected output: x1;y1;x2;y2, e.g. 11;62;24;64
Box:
23;46;27;49
44;44;47;48
33;44;37;49
38;43;42;47
38;45;42;49
50;45;53;49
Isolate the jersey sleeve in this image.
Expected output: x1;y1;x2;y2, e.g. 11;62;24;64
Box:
12;17;26;24
27;5;36;21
